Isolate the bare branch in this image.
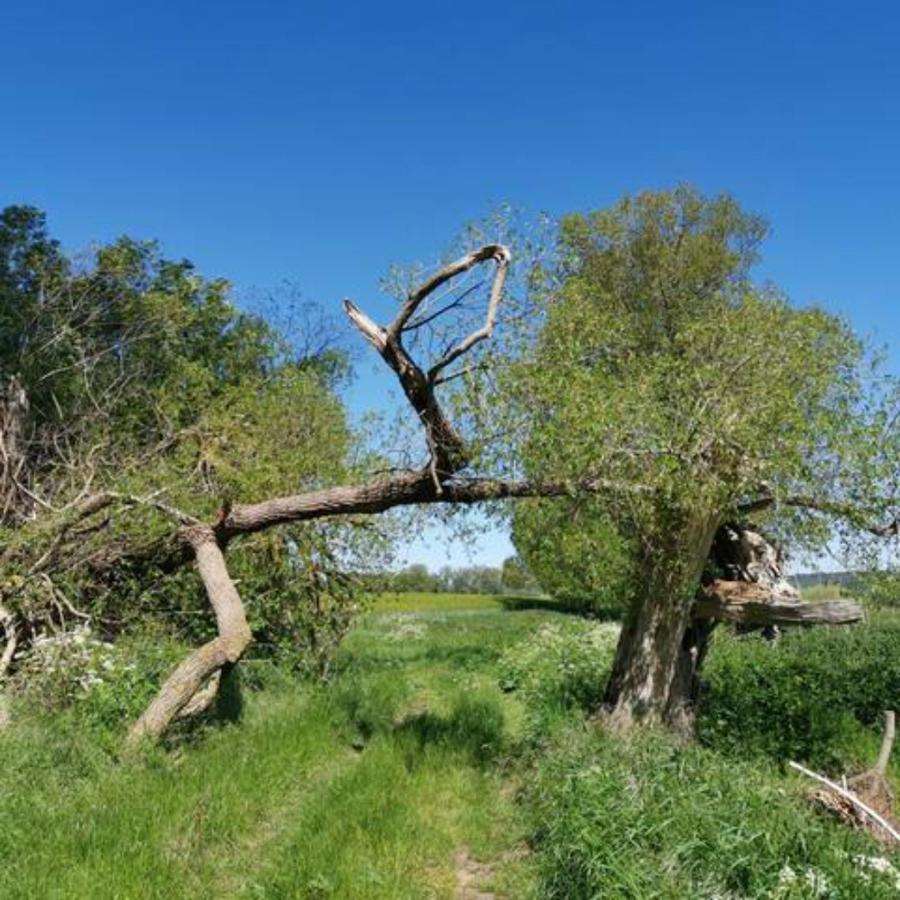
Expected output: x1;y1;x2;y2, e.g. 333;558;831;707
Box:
342;245;510;481
427;246;510;380
739;493;898;537
387;245;509;339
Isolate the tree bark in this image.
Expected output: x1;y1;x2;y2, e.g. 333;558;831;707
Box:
694;581;863;626
126;525;250;746
605;516;867;734
603;510;721;730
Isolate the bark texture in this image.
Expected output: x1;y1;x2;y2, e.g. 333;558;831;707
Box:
127;526;250;745
603;511;721;730
604;518;866;733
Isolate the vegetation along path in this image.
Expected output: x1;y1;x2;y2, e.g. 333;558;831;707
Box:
0;595;549;899
2;592;899;898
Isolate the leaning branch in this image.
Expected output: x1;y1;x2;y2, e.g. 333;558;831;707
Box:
127;525;250;746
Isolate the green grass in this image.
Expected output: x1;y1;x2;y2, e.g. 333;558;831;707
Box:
0;598;551;899
2;591;897;898
370;590;554;614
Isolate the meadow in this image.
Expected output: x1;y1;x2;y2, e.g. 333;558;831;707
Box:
1;594;898;898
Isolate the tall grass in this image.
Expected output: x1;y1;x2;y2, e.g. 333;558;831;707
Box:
2;593;897;898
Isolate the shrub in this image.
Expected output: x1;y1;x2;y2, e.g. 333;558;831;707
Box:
698;619;900;768
498;621;618;738
10;625;188;734
523;724;898;899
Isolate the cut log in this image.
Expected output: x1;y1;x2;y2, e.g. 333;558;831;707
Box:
693;579;863;626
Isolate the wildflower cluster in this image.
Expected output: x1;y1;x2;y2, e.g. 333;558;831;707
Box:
497;620;619;713
11;626;124;710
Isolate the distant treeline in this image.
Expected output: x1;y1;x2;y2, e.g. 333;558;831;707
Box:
787;571;861;590
380;558;541;595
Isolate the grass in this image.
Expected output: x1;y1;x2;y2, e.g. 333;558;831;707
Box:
2;591;898;898
0;599;554;899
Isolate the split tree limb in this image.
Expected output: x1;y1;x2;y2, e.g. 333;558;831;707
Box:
693;579;864;626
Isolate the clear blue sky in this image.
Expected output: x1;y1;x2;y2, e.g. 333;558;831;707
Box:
3;0;898;569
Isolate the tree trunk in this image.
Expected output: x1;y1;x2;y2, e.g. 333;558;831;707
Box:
126;525;251;747
603;511;720;730
604;515;846;734
663;521;802;727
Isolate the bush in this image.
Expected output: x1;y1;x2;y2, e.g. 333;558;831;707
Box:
698;619;900;768
498;621;618;738
523;724;898;899
10;625;188;734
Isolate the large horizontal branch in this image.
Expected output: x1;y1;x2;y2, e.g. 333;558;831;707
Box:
693;579;864;626
216;472;650;540
739;493;898;537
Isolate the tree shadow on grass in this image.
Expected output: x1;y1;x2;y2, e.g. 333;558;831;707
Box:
499;595;622;622
393;694;505;769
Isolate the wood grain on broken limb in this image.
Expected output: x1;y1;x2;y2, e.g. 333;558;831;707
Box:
693;579;863;626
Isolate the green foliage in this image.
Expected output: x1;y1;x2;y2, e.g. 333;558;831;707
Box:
699;620;900;767
4;591;897;898
512;498;633;613
0;204;385;684
523;724;898;899
500;554;539;593
389;563;439;593
859;568;900;610
9;624;188;733
498;620;618;737
499;186;898;618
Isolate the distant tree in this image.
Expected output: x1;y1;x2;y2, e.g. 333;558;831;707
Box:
499;554;539;593
391;563;438;593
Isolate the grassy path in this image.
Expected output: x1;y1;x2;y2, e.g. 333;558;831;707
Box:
0;602;558;898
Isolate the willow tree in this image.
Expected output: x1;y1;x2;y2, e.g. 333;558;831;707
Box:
499;187;898;729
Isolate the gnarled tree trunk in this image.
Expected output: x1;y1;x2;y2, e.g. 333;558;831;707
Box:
603;510;720;730
127;525;251;746
604;518;864;733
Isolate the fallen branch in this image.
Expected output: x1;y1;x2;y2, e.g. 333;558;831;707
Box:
788;760;900;845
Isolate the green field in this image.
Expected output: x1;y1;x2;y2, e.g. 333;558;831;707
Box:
1;594;898;898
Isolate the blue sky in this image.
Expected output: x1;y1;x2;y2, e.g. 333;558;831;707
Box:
3;1;898;569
